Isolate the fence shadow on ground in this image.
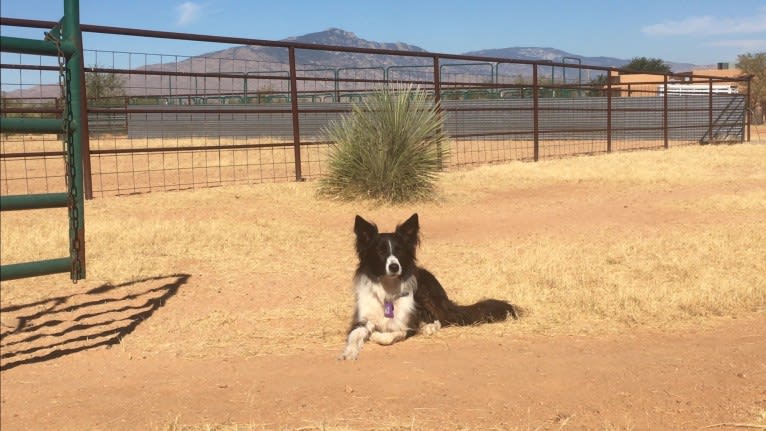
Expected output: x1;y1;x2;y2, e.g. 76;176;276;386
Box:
0;273;190;371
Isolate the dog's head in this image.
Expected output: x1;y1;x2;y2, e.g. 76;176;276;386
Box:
354;213;420;279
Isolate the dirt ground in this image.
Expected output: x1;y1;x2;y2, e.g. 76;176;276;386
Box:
2;316;765;430
1;144;765;430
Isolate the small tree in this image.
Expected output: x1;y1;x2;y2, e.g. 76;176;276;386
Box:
318;84;448;203
623;57;672;74
86;69;125;106
737;52;766;124
587;74;609;97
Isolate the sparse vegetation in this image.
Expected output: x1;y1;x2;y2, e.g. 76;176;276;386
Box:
85;67;126;106
737;52;766;124
3;144;764;342
318;84;448;203
2;143;765;430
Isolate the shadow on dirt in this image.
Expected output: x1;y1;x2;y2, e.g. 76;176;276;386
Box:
0;273;190;371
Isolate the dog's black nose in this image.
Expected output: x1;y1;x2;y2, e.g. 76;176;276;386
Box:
388;262;400;274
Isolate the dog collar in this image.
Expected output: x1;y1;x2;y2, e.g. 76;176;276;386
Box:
384;292;410;318
384;301;395;318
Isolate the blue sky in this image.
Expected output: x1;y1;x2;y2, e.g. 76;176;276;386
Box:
1;0;766;65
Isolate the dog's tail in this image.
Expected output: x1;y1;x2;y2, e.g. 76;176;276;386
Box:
416;268;524;326
440;298;522;326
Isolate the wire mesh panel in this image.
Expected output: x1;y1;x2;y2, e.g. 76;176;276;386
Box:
1;51;68;195
443;62;533;166
80;49;299;195
1;134;66;194
1;19;752;197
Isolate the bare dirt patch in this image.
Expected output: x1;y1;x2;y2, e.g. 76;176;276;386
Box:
2;143;765;430
2;315;765;430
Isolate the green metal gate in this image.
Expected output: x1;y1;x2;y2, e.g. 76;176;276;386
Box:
0;0;86;282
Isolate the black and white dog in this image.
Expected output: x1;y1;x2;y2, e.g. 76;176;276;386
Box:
340;213;520;360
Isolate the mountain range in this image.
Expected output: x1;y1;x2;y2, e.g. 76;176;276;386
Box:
197;28;700;73
4;28;703;99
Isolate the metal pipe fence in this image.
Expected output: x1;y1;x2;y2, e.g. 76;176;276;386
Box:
1;17;753;198
0;1;87;281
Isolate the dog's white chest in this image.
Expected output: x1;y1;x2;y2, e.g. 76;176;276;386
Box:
354;274;416;332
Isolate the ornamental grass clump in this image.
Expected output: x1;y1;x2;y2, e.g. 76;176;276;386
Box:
318;84;448;203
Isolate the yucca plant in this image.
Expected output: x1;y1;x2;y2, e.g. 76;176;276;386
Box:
318;84;448;203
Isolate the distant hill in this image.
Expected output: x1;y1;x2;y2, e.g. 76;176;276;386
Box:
3;28;703;99
286;27;428;56
201;29;700;72
196;28;429;67
462;46;699;73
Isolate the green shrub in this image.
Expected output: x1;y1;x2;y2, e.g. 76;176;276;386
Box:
318;84;448;203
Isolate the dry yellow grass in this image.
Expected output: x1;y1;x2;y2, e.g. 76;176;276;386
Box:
2;143;765;363
2;142;766;431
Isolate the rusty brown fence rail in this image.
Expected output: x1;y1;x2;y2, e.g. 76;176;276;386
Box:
1;17;753;198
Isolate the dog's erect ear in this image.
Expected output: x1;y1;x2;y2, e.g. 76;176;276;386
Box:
395;213;420;247
354;215;378;248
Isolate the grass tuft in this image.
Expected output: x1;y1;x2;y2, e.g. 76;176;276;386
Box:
317;84;448;203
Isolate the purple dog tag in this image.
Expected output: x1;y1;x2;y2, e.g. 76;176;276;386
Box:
384;301;394;318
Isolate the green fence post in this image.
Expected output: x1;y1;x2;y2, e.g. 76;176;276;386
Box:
0;0;86;282
63;0;87;280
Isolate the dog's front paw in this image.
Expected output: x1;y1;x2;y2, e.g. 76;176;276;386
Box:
369;331;396;345
421;320;441;336
338;345;360;360
370;330;408;346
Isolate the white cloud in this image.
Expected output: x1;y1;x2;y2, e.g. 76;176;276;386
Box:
706;39;766;51
176;2;203;27
642;9;766;36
